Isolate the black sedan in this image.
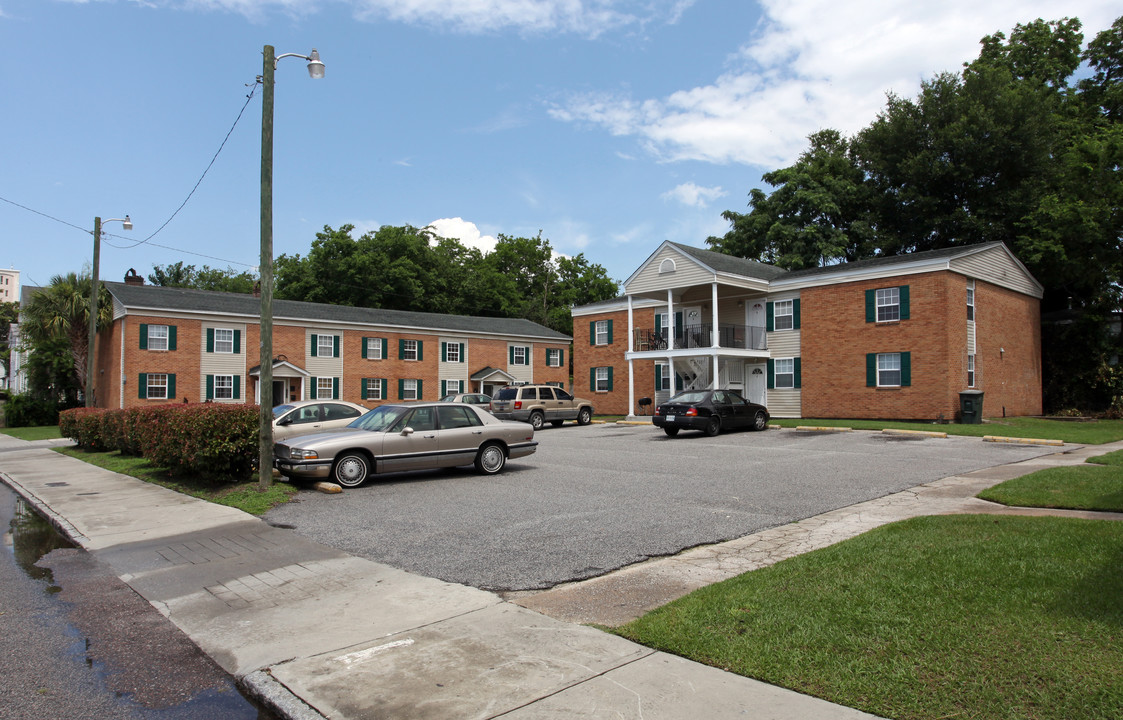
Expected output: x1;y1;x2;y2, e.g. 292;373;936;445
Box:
652;389;769;437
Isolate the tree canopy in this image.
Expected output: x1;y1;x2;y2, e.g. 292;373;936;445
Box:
707;16;1123;413
148;262;256;294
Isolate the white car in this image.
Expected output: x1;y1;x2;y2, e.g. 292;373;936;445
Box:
272;400;367;441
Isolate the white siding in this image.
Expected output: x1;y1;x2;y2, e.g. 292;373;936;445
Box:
626;246;714;295
439;338;469;388
950;246;1042;297
200;324;247;403
768;330;801;357
766;390;801;418
507;343;533;384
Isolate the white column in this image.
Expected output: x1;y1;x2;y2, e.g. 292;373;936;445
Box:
627;295;635;416
711;282;720;348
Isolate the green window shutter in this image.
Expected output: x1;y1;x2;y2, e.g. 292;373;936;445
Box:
766;303;774;332
589;367;596;392
333;377;340;399
440;380;447;396
866;354;877;387
310;377;318;399
168;325;178;351
232;330;240;354
589;321;596;346
140;324;149;350
899;286;910;320
793;300;801;330
607;319;614;345
361;337;369;359
138;373;148;399
510;346;515;364
398;379;405;399
607;367;614;391
206;375;214;400
417;379;423;399
460;343;466;362
524;346;531;364
381;379;388;399
655;365;662;392
233;375;241;400
441;342;447;362
865;290;876;323
167;374;176;400
361;378;369;400
333;335;340;358
559;349;564;366
794;357;802;389
416;341;423;362
767;359;775;390
382;339;388;359
901;352;912;386
654;314;662;335
399;339;406;360
206;328;214;353
311;334;319;357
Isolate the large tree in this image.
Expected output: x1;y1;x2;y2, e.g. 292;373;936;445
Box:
148;261;256;294
708;16;1123;412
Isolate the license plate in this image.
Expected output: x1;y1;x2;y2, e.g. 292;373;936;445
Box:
666;415;676;422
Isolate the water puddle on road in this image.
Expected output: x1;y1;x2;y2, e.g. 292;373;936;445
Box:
1;483;276;720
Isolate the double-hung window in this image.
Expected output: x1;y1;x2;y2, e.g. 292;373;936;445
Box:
214;374;234;400
967;354;976;387
146;373;169;399
547;349;563;367
876;288;900;322
214;328;234;354
594;366;612;392
402;379;419;400
773;358;795;388
967;285;975;321
317;334;335;358
878;353;902;387
511;346;527;365
365;337;384;360
446;343;461;363
147;325;169;351
773;300;794;331
594;320;611;346
402;340;419;361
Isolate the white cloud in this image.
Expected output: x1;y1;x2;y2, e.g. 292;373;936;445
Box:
551;0;1121;167
662;182;725;208
426;217;499;254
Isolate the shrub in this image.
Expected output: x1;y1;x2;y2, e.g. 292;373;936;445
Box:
8;393;76;427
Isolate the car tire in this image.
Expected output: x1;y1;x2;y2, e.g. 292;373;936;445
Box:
332;453;369;488
474;443;507;475
663;427;680;437
528;411;545;431
551;420;565;427
704;416;721;437
753;411;768;431
577;407;592;425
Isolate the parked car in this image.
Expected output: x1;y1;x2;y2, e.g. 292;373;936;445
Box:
272;400;367;441
488;385;594;430
440;393;492;409
273;402;537;488
652;389;769;437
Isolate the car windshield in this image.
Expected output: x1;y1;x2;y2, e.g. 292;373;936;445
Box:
669;391;709;404
348;405;408;431
272;404;295;418
440;395;457;402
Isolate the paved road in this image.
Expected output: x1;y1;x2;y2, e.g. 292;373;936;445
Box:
264;423;1060;591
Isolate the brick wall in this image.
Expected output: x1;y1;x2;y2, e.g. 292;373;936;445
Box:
974;282;1042;417
573;308;658;415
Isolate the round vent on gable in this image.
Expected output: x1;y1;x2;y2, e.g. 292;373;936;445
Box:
659;258;676;274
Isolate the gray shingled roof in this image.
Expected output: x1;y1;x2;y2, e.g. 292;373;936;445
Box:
669;242;790;282
780;242;1005;280
105;282;571;341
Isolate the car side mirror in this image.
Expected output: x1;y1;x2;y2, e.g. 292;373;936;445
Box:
278;418;292;426
400;427;414;436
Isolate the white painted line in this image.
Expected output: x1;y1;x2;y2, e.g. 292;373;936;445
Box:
334;638;415;666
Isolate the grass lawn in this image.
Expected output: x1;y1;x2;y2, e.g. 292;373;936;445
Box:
978;449;1123;512
54;446;298;515
786;416;1123;445
615;515;1123;720
1;425;63;441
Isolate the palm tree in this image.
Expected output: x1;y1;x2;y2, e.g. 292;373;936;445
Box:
20;271;112;400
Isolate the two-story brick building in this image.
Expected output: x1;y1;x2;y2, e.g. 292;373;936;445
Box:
92;277;571;410
572;241;1042;421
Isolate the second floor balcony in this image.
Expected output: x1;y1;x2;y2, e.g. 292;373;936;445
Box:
632;323;767;352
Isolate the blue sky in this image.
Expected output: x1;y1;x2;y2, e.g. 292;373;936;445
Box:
2;0;1118;293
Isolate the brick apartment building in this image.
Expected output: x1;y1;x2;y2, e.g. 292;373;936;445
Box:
572;241;1042;420
91;277;571;410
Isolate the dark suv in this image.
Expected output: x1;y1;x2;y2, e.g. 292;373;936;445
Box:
489;385;594;430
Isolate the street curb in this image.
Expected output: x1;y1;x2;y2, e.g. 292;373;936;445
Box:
240;670;328;720
883;428;948;439
796;426;852;433
983;435;1065;447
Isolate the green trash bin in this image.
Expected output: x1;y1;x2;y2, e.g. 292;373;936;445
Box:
959;390;984;424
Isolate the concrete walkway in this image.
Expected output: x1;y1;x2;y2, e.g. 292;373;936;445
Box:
2;430;1119;719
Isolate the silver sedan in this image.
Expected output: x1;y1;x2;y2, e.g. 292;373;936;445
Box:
273;402;537;488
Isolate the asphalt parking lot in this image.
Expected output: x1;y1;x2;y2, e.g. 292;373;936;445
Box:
263;423;1061;591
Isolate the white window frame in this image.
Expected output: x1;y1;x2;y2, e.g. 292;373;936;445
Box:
444;379;463;394
403;339;419;361
214;374;234;400
512;346;527;366
317;334;335;358
547;349;562;367
147;325;169;351
656;362;671;391
317;377;334;399
446;343;461;363
967;354;976;388
595;366;610;392
366;379;384;400
594;320;609;346
147;373;169;400
773;300;794;331
967;285;975;322
402;379;419;400
876;288;900;323
367;337;384;360
774;358;795;389
877;353;902;387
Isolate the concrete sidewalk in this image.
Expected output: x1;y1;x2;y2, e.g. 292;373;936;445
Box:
2;431;1118;719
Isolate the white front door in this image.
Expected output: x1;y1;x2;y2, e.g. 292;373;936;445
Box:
747;364;767;406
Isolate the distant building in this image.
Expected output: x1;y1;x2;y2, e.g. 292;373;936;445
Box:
0;268;18;304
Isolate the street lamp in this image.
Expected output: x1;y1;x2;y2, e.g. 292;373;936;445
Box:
259;46;324;488
86;214;132;408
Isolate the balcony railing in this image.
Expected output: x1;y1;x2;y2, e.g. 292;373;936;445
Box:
632;323;766;352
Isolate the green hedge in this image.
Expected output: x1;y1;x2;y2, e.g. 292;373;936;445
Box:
59;404;260;483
